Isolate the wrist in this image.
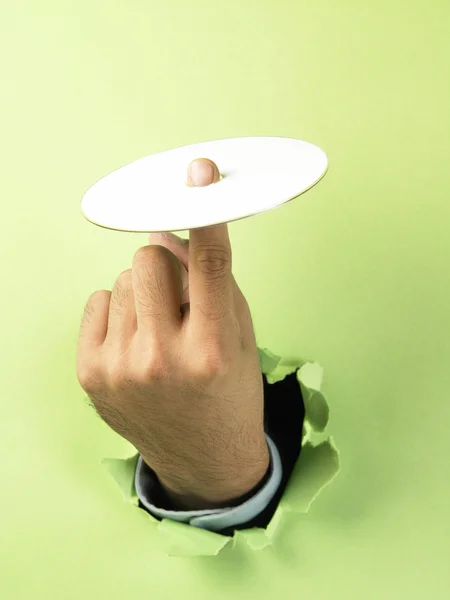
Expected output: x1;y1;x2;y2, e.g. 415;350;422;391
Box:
153;444;271;511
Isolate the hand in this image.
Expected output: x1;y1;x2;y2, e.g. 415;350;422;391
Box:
76;159;269;510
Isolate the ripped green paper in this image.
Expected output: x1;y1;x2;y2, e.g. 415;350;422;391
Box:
258;347;282;375
155;519;232;557
281;439;339;512
102;346;340;557
102;454;140;507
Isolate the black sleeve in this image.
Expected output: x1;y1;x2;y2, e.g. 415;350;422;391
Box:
138;371;305;536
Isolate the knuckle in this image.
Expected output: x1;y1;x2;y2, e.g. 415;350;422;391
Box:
196;300;229;322
193;245;230;279
115;269;132;287
107;358;128;387
190;349;230;380
133;245;150;264
77;360;102;393
77;366;92;391
141;356;166;381
111;271;132;312
130;344;168;382
133;244;168;267
133;278;166;317
84;290;109;318
88;289;109;303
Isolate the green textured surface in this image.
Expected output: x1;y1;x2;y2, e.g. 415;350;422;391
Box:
1;0;449;598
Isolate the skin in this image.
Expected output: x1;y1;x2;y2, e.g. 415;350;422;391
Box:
76;158;269;510
186;157;221;187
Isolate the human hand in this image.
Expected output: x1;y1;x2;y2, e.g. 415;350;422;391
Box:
76;159;269;510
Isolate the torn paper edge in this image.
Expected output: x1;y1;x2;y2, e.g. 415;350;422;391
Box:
101;346;340;557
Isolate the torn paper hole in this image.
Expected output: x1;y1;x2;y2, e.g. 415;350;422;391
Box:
101;347;340;557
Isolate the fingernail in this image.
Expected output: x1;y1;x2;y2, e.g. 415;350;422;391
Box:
186;158;220;187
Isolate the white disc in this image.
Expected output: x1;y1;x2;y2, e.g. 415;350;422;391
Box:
81;136;328;233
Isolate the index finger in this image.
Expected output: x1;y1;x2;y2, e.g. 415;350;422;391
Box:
188;223;234;332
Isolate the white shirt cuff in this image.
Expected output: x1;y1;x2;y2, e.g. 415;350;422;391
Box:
134;433;282;532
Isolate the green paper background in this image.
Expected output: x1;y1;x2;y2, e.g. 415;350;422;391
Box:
1;0;449;597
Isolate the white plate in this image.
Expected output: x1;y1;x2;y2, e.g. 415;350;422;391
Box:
81;136;328;233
